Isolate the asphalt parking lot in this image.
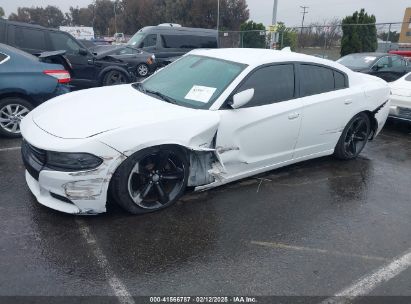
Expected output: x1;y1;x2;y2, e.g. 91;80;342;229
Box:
0;121;410;303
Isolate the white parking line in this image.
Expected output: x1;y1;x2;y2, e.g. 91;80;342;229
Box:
0;146;20;152
251;241;389;262
76;219;135;304
320;247;411;304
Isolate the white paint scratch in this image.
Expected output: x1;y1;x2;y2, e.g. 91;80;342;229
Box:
0;146;20;152
251;241;389;262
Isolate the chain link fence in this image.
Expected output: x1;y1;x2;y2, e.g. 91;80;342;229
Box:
218;22;410;60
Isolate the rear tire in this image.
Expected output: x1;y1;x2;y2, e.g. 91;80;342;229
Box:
334;113;371;160
110;146;189;214
0;97;33;138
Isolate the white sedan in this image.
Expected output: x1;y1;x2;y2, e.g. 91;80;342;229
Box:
20;49;390;215
389;72;411;121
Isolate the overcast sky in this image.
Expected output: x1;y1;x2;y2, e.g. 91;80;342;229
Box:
0;0;409;27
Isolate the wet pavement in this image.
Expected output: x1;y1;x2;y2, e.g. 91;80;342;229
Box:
0;120;410;301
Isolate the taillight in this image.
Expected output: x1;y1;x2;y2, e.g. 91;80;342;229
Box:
43;70;71;84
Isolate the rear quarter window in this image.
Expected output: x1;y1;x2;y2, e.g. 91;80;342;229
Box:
0;53;8;64
334;70;348;89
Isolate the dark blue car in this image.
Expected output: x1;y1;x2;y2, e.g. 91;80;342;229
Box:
0;43;70;138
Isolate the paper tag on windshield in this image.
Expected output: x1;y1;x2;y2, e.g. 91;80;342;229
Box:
185;86;217;103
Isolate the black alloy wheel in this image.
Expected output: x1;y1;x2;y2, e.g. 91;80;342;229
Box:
111;146;189;214
334;113;371;160
103;70;128;86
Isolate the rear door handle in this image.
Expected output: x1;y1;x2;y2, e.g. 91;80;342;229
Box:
288;113;300;120
344;99;353;105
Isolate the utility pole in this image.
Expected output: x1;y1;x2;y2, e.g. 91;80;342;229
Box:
271;0;279;49
299;6;309;48
217;0;220;31
114;1;118;35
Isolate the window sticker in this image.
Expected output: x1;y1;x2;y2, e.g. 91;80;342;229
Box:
185;85;217;103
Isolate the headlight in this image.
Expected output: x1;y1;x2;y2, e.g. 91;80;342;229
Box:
46;152;103;171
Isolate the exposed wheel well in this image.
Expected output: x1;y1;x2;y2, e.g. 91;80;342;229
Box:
362;110;378;140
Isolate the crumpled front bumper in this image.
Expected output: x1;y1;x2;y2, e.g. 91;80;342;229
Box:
21;115;125;215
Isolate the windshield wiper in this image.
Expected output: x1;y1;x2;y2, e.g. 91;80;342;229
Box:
144;89;177;105
133;83;177;105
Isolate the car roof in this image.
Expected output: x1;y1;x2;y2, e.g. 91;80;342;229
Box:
345;52;391;58
1;19;63;33
189;48;351;71
140;26;217;34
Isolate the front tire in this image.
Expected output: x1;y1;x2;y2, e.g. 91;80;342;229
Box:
0;97;33;138
136;63;149;77
334;113;371;160
102;70;129;86
110;146;189;214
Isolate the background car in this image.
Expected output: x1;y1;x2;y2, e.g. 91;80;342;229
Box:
0;19;153;89
94;45;157;81
337;52;411;82
127;25;218;67
20;49;390;215
0;43;70;138
389;72;411;121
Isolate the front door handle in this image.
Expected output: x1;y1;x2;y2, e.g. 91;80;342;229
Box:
344;99;353;105
288;113;300;120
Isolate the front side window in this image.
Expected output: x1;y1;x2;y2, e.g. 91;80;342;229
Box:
142;34;157;48
235;64;295;108
374;56;391;69
50;32;81;54
127;32;145;47
139;55;246;109
300;64;334;97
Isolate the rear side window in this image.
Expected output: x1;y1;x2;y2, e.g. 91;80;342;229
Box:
0;53;8;64
15;27;47;51
236;64;295;108
161;35;217;49
392;56;406;67
405;74;411;81
300;64;335;97
334;70;347;90
49;32;81;54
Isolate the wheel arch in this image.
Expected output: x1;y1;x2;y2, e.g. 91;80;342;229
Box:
0;91;36;106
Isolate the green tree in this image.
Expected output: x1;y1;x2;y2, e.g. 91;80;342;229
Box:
0;7;5;18
341;9;377;56
378;31;400;43
277;22;298;50
8;6;65;28
240;21;265;48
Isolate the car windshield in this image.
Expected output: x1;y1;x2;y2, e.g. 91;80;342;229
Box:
127;33;145;47
136;55;247;109
337;54;378;69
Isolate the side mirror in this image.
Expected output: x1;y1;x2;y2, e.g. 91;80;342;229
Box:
79;48;89;56
230;89;254;109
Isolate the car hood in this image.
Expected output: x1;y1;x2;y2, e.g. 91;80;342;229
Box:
32;84;217;139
